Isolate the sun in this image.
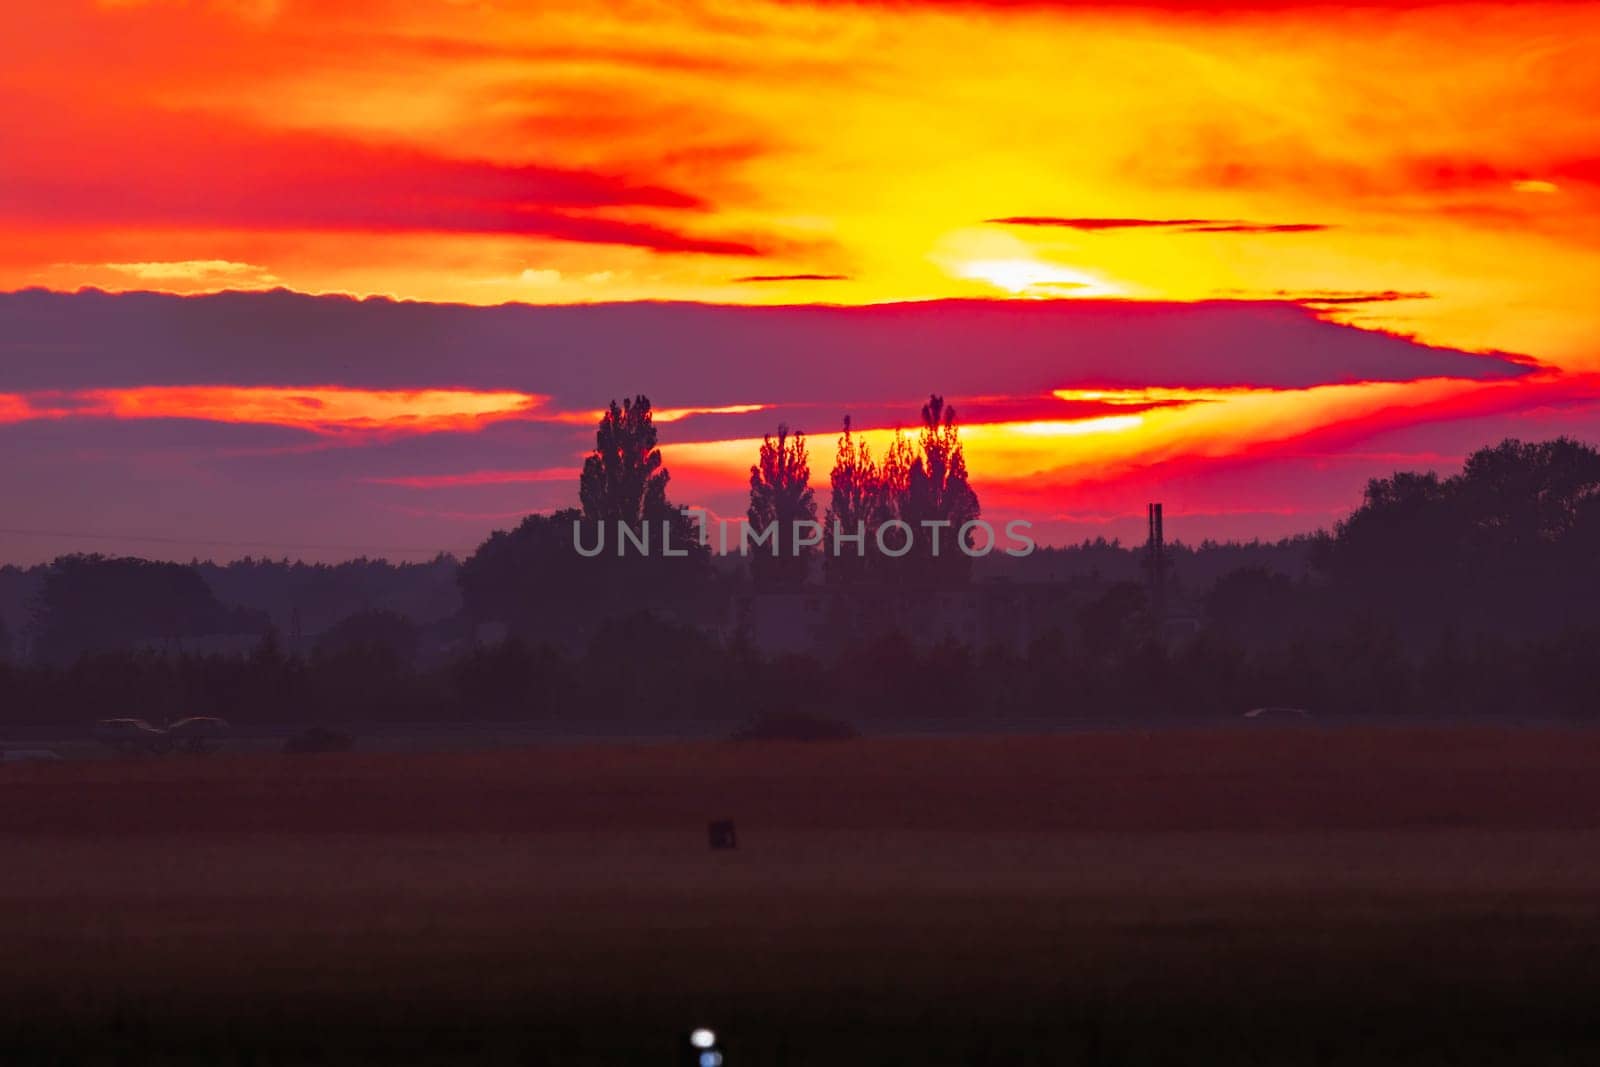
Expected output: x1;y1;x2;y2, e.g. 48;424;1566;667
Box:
930;228;1125;298
952;257;1123;297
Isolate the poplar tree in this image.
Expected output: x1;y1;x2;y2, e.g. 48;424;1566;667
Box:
905;394;981;580
579;395;673;525
824;417;878;584
746;424;817;589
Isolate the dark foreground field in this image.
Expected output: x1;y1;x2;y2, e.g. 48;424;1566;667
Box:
6;726;1600;1065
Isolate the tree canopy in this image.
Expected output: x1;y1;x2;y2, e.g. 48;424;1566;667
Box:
29;554;267;664
746;424;817;590
459;395;712;642
824;395;982;586
579;395;673;525
1317;437;1600;638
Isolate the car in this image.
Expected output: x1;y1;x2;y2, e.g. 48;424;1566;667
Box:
92;718;172;755
165;716;231;755
1242;706;1312;720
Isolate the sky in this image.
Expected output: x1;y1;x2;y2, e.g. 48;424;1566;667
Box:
1;0;1598;562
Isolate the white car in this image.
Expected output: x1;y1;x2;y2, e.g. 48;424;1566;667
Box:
1242;706;1312;720
166;716;231;754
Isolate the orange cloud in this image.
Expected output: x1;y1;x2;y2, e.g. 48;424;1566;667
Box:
366;468;572;489
0;386;547;434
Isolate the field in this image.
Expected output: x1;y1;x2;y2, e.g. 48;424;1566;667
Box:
6;725;1600;1064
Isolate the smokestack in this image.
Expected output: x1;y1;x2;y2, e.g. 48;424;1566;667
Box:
1145;503;1166;622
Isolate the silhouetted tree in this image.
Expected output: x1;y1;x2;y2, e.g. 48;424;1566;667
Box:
581;611;726;721
1076;581;1147;662
903;394;981;582
196;555;460;637
450;637;575;719
29;555;266;665
458;510;586;642
580;395;674;525
459;395;713;644
1204;566;1310;647
315;609;419;668
747;424;817;590
823;397;981;586
824;417;879;585
1318;437;1600;640
1460;437;1600;545
871;428;916;581
578;394;705;561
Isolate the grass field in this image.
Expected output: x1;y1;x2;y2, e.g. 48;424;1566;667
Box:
5;725;1600;1064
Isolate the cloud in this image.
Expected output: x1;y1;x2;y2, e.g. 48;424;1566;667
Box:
0;385;546;434
1179;222;1328;234
1403;156;1600;193
732;273;850;282
779;0;1600;10
987;216;1330;233
1159;141;1600;207
1223;289;1434;306
95;0;283;19
0;97;769;255
988;216;1213;229
365;468;572;489
98;260;280;285
0;290;1534;403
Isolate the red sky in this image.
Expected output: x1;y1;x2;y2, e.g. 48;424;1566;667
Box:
1;0;1598;561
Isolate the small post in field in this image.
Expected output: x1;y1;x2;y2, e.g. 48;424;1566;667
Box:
707;819;738;850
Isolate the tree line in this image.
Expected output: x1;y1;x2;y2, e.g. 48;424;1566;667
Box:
1;388;1598;730
2;569;1595;730
749;396;983;587
457;392;984;641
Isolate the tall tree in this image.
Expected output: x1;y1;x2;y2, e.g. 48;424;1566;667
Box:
824;417;878;585
876;428;915;524
869;428;917;580
904;395;981;582
747;424;818;590
460;393;712;645
579;395;674;524
825;397;983;585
